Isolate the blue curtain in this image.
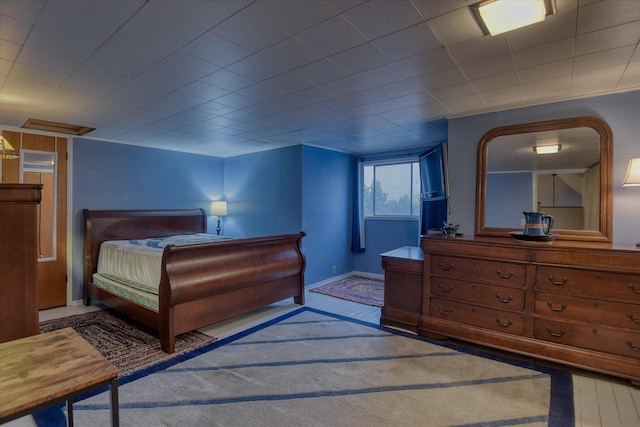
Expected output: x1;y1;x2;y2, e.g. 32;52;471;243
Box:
351;157;365;253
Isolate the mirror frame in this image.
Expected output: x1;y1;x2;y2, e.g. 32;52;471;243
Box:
475;116;613;242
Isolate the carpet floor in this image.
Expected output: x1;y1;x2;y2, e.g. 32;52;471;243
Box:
39;309;217;377
39;307;574;427
310;275;384;307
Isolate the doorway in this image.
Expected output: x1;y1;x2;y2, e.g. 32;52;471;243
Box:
1;131;68;309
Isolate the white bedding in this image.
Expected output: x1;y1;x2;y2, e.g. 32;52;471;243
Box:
96;233;232;295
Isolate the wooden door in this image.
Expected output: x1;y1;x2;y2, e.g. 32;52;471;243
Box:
1;131;67;309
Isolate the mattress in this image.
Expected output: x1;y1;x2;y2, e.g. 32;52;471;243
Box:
96;233;233;295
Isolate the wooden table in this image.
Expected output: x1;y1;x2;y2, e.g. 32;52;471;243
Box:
0;328;119;426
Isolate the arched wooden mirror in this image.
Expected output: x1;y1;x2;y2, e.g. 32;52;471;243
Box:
475;116;612;242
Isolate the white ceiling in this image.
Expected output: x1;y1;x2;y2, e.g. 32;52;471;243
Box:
1;0;638;158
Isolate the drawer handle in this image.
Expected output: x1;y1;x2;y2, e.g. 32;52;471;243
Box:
438;262;454;271
630;283;640;295
547;301;567;312
496;270;514;279
545;327;566;338
495;318;512;328
495;294;513;304
547;275;568;286
627;313;640;324
438;284;453;293
438;306;453;317
626;341;640;352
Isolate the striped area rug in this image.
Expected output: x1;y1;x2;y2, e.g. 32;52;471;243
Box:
39;309;217;377
40;307;574;427
310;275;384;306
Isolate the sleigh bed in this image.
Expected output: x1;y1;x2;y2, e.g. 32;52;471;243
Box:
83;209;305;353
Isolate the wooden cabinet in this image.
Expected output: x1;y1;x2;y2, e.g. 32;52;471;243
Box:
380;246;423;332
0;184;42;343
420;235;640;385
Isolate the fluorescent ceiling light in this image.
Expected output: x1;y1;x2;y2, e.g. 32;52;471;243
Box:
471;0;556;36
533;144;561;154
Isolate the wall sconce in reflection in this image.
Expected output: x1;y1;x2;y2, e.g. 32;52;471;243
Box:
210;201;227;235
623;157;640;187
0;135;20;159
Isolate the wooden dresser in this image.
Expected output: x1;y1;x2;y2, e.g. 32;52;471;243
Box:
420;235;640;385
0;184;42;343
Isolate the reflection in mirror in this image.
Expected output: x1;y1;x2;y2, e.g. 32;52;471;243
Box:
21;150;57;260
476;116;612;242
485;127;600;230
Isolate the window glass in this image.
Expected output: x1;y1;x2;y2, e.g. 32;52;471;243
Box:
363;160;419;217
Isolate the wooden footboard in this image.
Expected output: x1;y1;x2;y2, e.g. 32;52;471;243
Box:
83;209;305;353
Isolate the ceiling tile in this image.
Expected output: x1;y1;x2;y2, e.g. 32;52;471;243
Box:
225;55;286;82
513;37;575;69
573;45;636;73
478;85;526;108
577;0;640;34
212;8;289;53
328;43;391;74
252;38;324;70
181;31;250;68
470;71;522;92
0;12;34;44
415;66;468;90
523;75;572;102
619;60;640;88
447;34;510;65
293;59;350;85
518;59;574;83
570;64;627;96
460;53;516;80
373;22;442;60
294;15;368;57
575;20;640;56
506;8;577;51
429;81;476;101
200;69;254;92
1;0;639;158
427;7;484;46
342;0;423;40
250;0;337;34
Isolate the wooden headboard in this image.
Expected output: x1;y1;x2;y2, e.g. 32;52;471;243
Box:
82;209;206;298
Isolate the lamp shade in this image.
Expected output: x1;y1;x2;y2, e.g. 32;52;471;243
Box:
623;157;640;186
0;136;19;159
210;201;227;216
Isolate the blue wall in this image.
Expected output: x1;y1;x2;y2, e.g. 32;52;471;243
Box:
71;139;224;300
223;146;302;238
301;145;352;284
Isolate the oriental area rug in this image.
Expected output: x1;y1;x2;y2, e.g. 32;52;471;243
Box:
310;274;384;307
36;307;574;427
39;309;217;377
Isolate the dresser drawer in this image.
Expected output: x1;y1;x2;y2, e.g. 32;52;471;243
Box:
536;267;640;303
430;277;526;311
430;298;524;335
534;319;640;359
430;255;526;287
535;293;640;331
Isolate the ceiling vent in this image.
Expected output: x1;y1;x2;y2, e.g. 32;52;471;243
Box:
22;118;95;136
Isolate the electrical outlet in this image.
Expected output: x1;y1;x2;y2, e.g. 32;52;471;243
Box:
332;265;337;273
521;218;526;226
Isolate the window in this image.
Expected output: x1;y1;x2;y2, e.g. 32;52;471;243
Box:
363;160;420;217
